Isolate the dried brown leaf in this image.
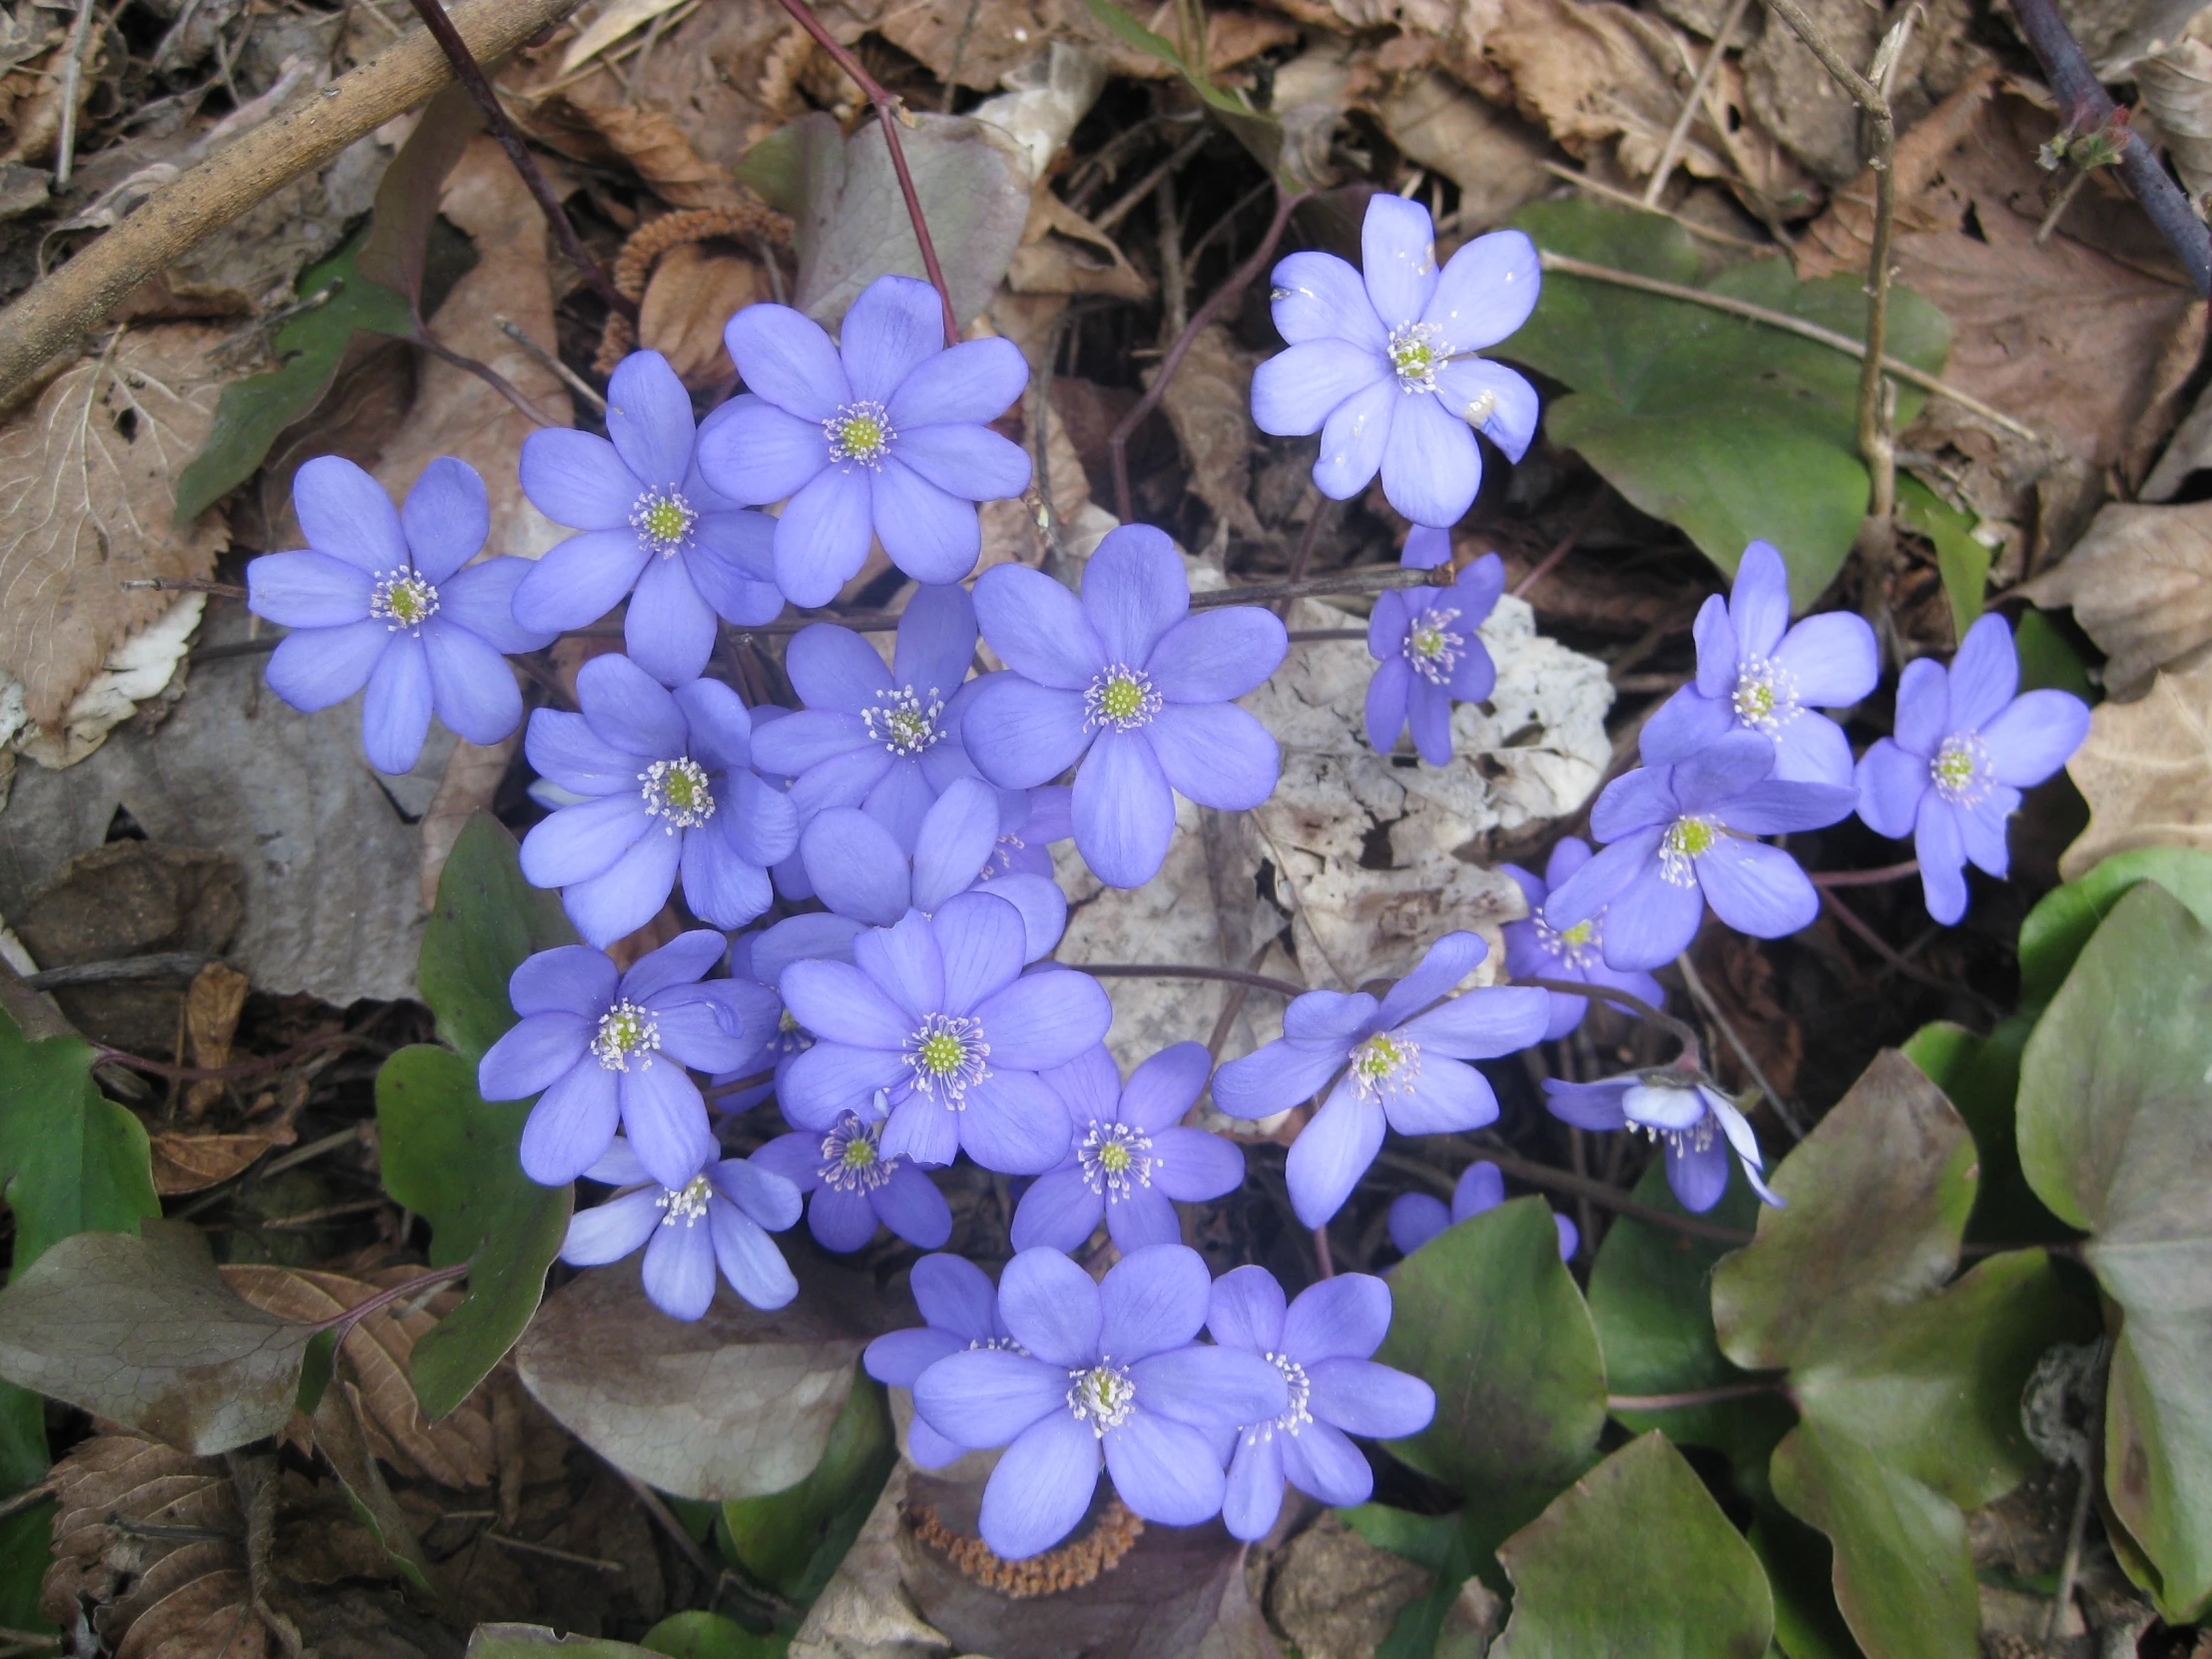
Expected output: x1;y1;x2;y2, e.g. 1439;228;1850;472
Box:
0;324;230;730
148;1131;285;1196
2060;654;2212;879
563;90;744;210
181;959;249;1117
2019;500;2212;699
1006;190;1151;301
1151;324;1263;542
419;734;522;910
638;244;766;387
560;0;691;75
1376;70;1551;232
2134;17;2212;201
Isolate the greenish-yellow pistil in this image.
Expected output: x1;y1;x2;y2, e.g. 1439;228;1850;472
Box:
658;1174;711;1225
1350;1029;1420;1098
639;757;715;830
630;487;698;556
1386;321;1445;392
1659;816;1722;886
593;999;660;1071
903;1013;989;1102
841;1136;878;1171
827;399;895;467
1932;735;1989;804
370;571;439;633
1067;1363;1136;1433
919;1033;963;1074
1084;664;1161;732
1560;919;1595;946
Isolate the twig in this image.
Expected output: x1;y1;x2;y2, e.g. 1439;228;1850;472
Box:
1539;162;1771;250
410;326;564;428
1072;963;1307;997
24;951;225;989
53;0;100;193
1810;857;1919;887
1512;495;1605;600
1111;189;1310;521
1535;251;2039;442
1675;950;1806;1139
482;1532;626;1572
2009;0;2212;294
119;576;248;598
313;1260;469;1335
399;0;632;319
1818;885;2000;1014
0;1485;55;1522
92;1028;372;1082
1644;0;1754;206
1513;974;1704;1059
497;315;606;413
1609;1379;1786;1409
0;0;591;408
1095;126;1213;235
614;1466;723;1586
770;0;958;343
1311;1225;1335;1279
1382;1147;1755;1245
2034;165;2093;245
2044;1339;2109;1641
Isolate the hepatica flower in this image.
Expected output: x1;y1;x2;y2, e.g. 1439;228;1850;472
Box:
752;1091;952;1253
1250;196;1540;529
1367;553;1503;765
864;1254;1023;1468
777;891;1111;1172
479;930;778;1191
1211;931;1549;1227
1544;732;1857;971
964;524;1288;888
1544;1070;1781;1213
699;276;1032;605
514;349;783;687
911;1245;1290;1559
750;583;989;851
1856;614;2090;925
247;455;554;774
1207;1268;1435;1541
980;786;1073;881
519;654;799;947
1387;1161;1577;1261
1641;540;1878;788
1501;837;1664;1039
560;1137;800;1320
799;777;1068;963
1012;1043;1244;1254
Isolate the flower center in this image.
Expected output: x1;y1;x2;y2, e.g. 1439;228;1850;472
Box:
639;757;716;831
1932;735;1989;805
657;1174;712;1226
819;1112;896;1194
631;488;698;557
1731;656;1800;735
826;399;895;468
369;570;439;633
593;999;660;1071
1659;816;1720;886
1243;1352;1315;1444
1077;1120;1155;1201
903;1012;990;1104
1404;605;1464;686
979;830;1025;882
1083;664;1161;733
1387;322;1443;393
1535;914;1602;969
1066;1362;1136;1435
861;686;944;757
1350;1030;1420;1099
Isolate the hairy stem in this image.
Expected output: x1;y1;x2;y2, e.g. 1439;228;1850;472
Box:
1608;1380;1788;1410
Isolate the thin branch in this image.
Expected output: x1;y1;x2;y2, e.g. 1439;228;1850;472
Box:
399;0;634;319
1676;950;1806;1139
1111;189;1310;521
1071;962;1308;997
54;0;100;192
497;315;607;413
1095;126;1213;235
1539;162;1772;250
1536;251;2039;442
770;0;959;344
1810;857;1920;887
1383;1147;1756;1245
92;1028;371;1082
119;576;248;597
1514;974;1704;1059
1609;1379;1787;1410
1512;494;1605;600
410;326;564;427
1644;0;1755;206
23;951;223;989
1818;885;2000;1016
313;1260;469;1335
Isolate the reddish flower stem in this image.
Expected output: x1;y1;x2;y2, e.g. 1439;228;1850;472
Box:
1810;857;1921;888
312;1260;471;1336
92;1029;372;1083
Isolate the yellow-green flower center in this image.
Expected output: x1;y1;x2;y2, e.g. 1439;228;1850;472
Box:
903;1013;989;1102
1560;919;1595;946
370;571;439;632
1730;657;1797;734
1084;664;1160;732
1350;1030;1420;1098
819;1111;894;1194
862;686;944;757
1659;816;1722;886
631;488;698;556
1078;1120;1153;1198
659;1174;712;1225
1387;322;1445;392
1067;1363;1136;1433
639;757;716;830
1932;735;1989;804
826;399;896;467
918;1033;963;1074
593;999;660;1070
1403;605;1463;685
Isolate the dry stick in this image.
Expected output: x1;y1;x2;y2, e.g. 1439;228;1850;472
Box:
121;575;249;597
411;326;563;428
1818;884;1999;1014
1111;190;1311;522
1072;962;1308;997
1810;856;1920;887
771;0;958;345
1095;125;1213;235
1643;0;1755;206
0;0;589;408
92;1027;371;1082
1539;162;1771;251
498;315;607;413
1676;950;1806;1139
54;0;100;192
2010;0;2212;294
1535;251;2038;442
399;0;633;319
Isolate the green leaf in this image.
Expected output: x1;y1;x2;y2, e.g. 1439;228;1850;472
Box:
1899;1018;2064;1244
173;225;415;522
1504;200;1950;608
2014;846;2212;1019
641;1612;787;1658
377;1045;570;1419
1748;1506;1862;1659
1377;1196;1607;1575
1490;1432;1774;1659
1344;1504;1474;1659
2016;880;2212;1618
1896;477;1988;641
313;1381;437;1594
2013;607;2095;702
417;813;580;1067
1768;1422;1976;1659
0;1501;55;1639
0;1003;161;1275
720;1375;895;1605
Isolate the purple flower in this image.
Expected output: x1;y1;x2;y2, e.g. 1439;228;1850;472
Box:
1543;733;1858;971
1544;1070;1781;1213
749;582;989;852
797;776;1068;963
1501;837;1665;1039
478;930;778;1191
513;350;783;688
1386;1161;1577;1261
1640;541;1879;789
1366;554;1503;765
751;1093;953;1254
1211;932;1549;1228
1250;197;1540;528
1011;1043;1245;1254
863;1253;1021;1469
776;891;1110;1172
705;934;815;1112
910;1245;1290;1558
964;525;1288;888
1401;525;1451;571
560;1137;801;1320
519;654;800;947
1207;1267;1435;1540
980;786;1073;880
697;276;1033;605
1855;614;2091;925
246;455;555;774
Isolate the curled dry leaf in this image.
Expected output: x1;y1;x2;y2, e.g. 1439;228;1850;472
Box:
1376;69;1551;233
638;244;767;388
2019;499;2212;699
0;324;230;733
1152;324;1263;542
2059;654;2212;881
559;90;746;211
2134;15;2212;202
149;1132;290;1197
1006;189;1151;301
182;958;249;1118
